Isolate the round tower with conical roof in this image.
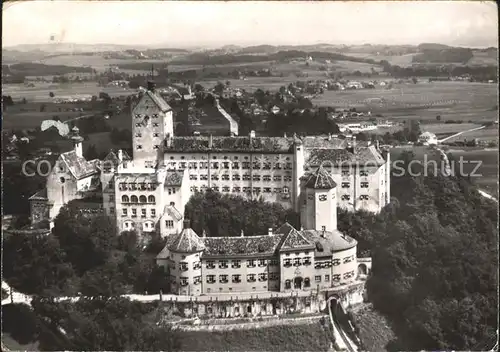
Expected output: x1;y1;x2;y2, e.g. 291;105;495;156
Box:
167;219;205;295
301;166;338;231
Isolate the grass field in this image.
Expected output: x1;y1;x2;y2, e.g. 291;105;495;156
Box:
2;82;136;102
311;81;497;122
443;125;499;143
421;123;482;134
177;321;333;351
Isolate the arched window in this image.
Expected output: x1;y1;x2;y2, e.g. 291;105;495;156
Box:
139;195;147;203
304;278;311;287
122;195;129;203
131;195;138;203
148;195;155;203
285;280;291;289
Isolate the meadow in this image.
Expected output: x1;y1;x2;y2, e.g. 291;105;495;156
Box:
177;321;333;351
2;82;135;102
311;81;498;122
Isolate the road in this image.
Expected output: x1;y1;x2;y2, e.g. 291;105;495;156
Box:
438;125;486;143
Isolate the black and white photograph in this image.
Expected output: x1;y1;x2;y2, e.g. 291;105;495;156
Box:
1;1;498;351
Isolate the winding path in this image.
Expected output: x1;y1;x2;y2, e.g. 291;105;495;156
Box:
438;125;485;143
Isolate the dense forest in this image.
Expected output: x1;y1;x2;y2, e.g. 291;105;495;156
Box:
338;153;498;351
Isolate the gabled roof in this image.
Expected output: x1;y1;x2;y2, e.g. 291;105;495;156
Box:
305;166;337;189
275;223;314;251
29;188;48;201
355;145;386;165
59;150;99;180
145;90;172;113
168;227;206;253
301;230;357;254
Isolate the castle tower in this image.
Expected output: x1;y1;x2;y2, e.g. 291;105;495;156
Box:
301;165;338;231
292;135;305;212
166;219;205;296
131;79;174;167
70;126;83;158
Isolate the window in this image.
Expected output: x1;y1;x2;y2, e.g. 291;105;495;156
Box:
325;275;330;281
232;274;241;283
232;162;239;169
180;262;188;271
283;187;289;194
223;162;230;169
148;195;155;203
258;273;267;282
343;271;355;280
342;170;350;176
361;182;369;188
139;195;147;203
360;170;369;176
341;182;350;188
269;259;279;266
151;209;156;217
153;145;159;150
283;259;292;267
242;162;250;169
264;187;271;193
332;259;341;266
219;275;228;284
231;260;241;269
284;176;292;182
153;133;159;137
343;256;353;264
232;174;241;181
165;220;174;228
222;186;230;192
258;259;267;267
211;174;219;181
212;162;219;169
233;187;241;192
243;174;251;181
247;274;256;282
200;174;208;180
212;186;219;192
189;162;197;169
322;226;326;231
131;195;138;203
360;195;369;200
284;163;292;170
207;275;216;284
122;195;129;203
119;183;127;190
131;209;137;218
141;209;146;218
219;260;228;269
193;261;201;270
315;275;322;283
263;163;271;170
180;277;188;286
263;175;271;181
136;145;143;150
341;195;351;201
206;260;215;269
170;202;175;207
222;174;230;180
285;280;291;289
247;260;256;268
122;209;127;217
253;162;260;170
252;175;261;181
293;258;301;267
319;194;327;201
303;257;311;265
273;175;282;182
153;123;159;127
191;186;198;192
304;278;311;287
274;188;282;193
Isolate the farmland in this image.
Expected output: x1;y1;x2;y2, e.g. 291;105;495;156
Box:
311;81;497;122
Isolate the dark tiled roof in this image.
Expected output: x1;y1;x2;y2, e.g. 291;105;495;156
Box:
303;136;348;149
305;166;337;189
29;188;48;201
60;150;99;180
201;235;283;258
355;146;386;165
165;136;296;153
164;171;184;187
168;228;206;253
306;149;357;166
302;230;357;254
146;90;172;112
275;223;315;251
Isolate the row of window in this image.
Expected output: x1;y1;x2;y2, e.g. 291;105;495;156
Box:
190;186;290;194
165;161;293;171
119;183;157;191
282;257;312;267
168;155;291;161
206;273;278;284
206;259;279;269
174;261;202;271
121;195;156;204
135;132;161;138
189;174;293;182
135;113;160;119
122;208;156;218
340;195;371;201
341;182;370;188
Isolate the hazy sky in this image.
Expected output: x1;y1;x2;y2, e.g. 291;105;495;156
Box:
2;1;498;48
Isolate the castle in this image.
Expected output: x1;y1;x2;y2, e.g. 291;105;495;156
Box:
30;80;390;240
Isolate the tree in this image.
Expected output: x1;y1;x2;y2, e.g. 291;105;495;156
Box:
436;115;441;121
214;81;225;94
411;77;418;84
49;92;55;98
84;144;99;160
